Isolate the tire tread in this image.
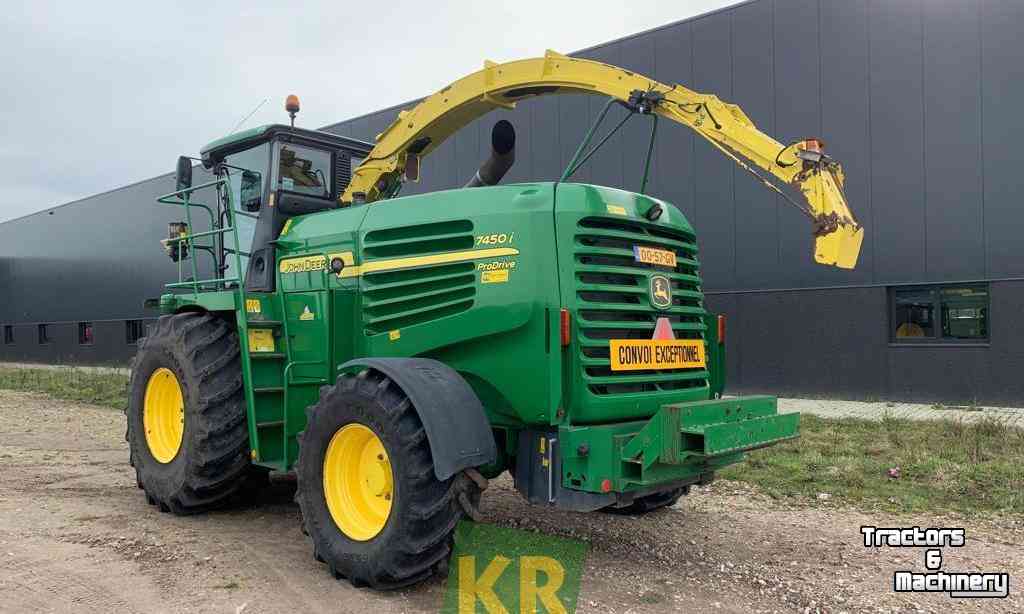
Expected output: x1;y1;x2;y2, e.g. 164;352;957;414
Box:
127;312;251;515
295;369;477;590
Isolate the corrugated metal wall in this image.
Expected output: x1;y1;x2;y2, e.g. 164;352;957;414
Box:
1;0;1023;402
0;170;215;363
705;280;1024;406
323;0;1024;292
0;170;219;324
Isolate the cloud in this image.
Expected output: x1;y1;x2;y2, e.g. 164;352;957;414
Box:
0;0;737;222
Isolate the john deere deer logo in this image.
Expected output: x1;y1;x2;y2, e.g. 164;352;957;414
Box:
649;274;672;309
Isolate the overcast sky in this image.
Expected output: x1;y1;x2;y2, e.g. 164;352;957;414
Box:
0;0;737;222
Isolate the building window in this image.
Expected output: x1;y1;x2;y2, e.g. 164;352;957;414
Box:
892;288;935;338
78;322;94;345
126;320;145;345
890;284;989;342
38;324;51;344
940;286;989;339
3;325;12;345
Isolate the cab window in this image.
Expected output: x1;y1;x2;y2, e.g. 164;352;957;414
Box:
278;143;332;198
221;143;270;277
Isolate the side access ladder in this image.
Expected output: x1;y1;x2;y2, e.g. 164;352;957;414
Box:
156;174;291;469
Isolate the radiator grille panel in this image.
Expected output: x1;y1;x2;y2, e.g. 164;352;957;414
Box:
574;216;708;396
361;220;476;334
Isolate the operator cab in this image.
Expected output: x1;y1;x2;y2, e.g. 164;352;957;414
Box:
198;111;372;293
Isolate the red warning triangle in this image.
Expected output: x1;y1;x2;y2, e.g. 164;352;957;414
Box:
652;317;675;340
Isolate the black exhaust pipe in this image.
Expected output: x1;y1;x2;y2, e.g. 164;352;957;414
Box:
465;120;516;188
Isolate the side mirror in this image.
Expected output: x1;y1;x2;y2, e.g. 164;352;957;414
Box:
175;156;192;192
240;170;262;212
403;153;420;183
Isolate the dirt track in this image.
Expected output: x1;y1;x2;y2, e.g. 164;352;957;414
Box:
1;390;1021;614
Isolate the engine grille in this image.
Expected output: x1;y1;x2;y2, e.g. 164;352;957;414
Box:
361;220;476;335
574;216;708;396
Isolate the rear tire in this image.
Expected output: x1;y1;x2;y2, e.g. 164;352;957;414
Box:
601;486;687;515
126;312;251;514
295;369;479;589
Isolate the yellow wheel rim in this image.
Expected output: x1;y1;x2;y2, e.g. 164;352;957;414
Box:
323;423;393;541
143;368;185;464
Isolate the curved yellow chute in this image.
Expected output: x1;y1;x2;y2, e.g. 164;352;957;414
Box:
341;50;862;269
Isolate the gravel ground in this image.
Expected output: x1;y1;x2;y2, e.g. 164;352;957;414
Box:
1;390;1022;613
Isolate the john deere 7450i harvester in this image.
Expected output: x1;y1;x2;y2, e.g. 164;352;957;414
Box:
127;51;862;589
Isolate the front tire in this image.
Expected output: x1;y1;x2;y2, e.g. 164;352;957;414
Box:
295;369;479;589
126;312;251;514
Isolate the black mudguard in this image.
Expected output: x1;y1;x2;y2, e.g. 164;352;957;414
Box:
338;357;497;481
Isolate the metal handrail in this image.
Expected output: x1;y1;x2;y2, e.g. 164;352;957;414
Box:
166;277;240;288
156;172;251;299
157;169;262;465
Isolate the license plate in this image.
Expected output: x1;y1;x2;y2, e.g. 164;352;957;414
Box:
633;245;677;268
609;339;705;371
248;329;275;353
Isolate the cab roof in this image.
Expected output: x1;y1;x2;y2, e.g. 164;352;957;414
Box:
200;124;373;161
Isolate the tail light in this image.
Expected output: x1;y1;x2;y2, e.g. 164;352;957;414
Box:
560;308;571;347
802;138;824;154
796;138;825;163
717;315;726;345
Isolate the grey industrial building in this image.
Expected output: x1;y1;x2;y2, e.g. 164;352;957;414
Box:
1;0;1021;405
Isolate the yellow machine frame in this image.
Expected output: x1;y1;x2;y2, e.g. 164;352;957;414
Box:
341;50;863;269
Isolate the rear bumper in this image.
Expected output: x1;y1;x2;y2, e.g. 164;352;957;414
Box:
559;395;798;494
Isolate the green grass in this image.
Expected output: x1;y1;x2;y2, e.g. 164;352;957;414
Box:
0;367;128;410
1;366;1020;515
721;413;1024;515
